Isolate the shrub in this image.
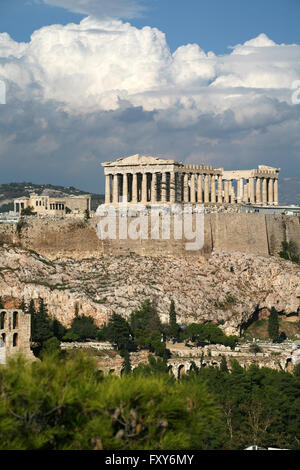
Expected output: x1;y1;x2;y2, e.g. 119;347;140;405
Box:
41;337;61;357
62;331;80;342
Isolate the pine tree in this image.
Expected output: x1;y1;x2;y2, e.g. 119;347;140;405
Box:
70;314;98;341
169;299;180;339
31;297;53;344
268;307;279;341
51;318;66;341
0;297;4;309
220;355;229;372
27;299;36;341
121;349;132;375
130;300;162;335
19;298;27;313
106;313;133;351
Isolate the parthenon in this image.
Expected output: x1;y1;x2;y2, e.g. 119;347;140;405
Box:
102;154;280;206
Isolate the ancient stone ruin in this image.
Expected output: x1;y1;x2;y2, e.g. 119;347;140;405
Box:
0;309;35;364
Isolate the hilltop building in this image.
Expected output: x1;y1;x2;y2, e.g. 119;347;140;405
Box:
102;154;280;206
14;192;91;216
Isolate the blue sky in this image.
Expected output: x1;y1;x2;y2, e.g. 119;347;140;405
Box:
2;0;300;53
0;0;300;192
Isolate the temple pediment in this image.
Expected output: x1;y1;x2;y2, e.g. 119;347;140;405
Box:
102;154;180;167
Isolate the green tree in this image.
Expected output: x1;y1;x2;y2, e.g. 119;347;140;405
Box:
62;331;80;342
168;299;180;339
250;343;262;354
21;206;36;216
184;323;206;343
31;298;53;345
0;297;4;309
27;299;36;340
51;318;66;341
120;349;132;375
279;240;299;263
220;355;229;373
41;337;61;357
70;314;99;341
268;307;279;341
18;298;27;313
106;313;133;351
133;354;171;377
130;300;162;335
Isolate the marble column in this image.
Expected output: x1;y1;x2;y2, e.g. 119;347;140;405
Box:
229;180;235;203
141;173;147;204
224;181;229;203
249;177;255;203
190;173;196;203
183;173;189;202
170;171;176;203
122;173;128;203
132;173;138;203
243;181;249;203
105;174;111;204
217;176;223;203
151;173;156;203
204;174;210;203
112;174;119;204
256;178;261;204
161;172;167;203
211;176;216;203
197;174;203;203
262;178;267;204
274;179;279;205
268;178;274;205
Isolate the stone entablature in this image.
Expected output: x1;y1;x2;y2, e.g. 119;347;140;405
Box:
102;154;280;206
0;309;34;364
14;192;92;216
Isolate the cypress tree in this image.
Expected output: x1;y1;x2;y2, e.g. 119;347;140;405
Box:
169;299;180;339
121;349;132;375
268;307;279;341
0;297;4;309
220;355;229;373
31;297;53;344
19;298;27;313
28;299;36;341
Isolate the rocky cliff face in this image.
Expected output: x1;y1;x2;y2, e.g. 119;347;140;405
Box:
0;243;299;335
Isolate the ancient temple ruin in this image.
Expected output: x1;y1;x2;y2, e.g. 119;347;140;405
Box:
102;154;280;206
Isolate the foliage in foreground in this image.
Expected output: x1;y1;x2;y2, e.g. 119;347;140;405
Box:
0;352;299;450
0;352;222;450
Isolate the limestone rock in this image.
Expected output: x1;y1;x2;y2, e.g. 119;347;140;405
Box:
0;243;299;334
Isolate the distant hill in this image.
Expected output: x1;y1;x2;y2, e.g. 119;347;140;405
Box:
278;178;300;206
0;182;104;213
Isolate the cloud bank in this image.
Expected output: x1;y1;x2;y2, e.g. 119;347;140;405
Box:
0;16;300;191
42;0;146;19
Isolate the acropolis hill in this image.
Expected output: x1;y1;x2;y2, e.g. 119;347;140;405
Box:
0;154;299;333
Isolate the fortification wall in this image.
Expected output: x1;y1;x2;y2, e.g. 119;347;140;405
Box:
0;213;299;259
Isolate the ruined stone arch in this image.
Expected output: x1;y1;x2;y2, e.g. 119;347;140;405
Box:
0;311;6;329
178;364;185;379
13;333;18;347
13;311;18;329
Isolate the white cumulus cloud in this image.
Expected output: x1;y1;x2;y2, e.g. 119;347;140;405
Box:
42;0;146;19
0;17;300;187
